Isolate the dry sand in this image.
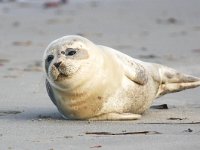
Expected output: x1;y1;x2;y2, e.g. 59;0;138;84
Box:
0;0;200;149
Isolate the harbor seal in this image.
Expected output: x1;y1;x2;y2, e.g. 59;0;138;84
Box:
43;35;200;120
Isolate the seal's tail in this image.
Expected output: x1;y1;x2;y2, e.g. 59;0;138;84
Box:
156;66;200;98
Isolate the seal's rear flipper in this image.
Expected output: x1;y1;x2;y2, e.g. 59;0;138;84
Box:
156;66;200;98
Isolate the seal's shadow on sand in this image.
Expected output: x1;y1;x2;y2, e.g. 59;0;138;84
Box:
0;104;173;122
32;104;169;121
0;105;167;121
0;107;66;121
1;104;200;124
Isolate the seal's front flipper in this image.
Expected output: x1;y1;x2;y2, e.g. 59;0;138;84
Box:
106;46;148;85
89;113;141;121
156;66;200;98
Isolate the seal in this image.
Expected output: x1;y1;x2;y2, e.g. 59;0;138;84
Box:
43;35;200;120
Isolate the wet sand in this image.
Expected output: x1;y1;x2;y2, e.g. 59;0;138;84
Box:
0;0;200;149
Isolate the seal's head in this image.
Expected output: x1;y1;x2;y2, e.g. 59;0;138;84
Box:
43;35;101;90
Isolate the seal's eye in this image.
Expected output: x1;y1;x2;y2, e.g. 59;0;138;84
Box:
66;49;77;56
46;55;54;63
68;50;76;56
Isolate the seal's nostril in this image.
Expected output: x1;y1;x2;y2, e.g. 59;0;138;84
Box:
54;62;62;68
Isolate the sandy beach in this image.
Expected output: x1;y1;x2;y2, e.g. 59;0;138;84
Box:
0;0;200;149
